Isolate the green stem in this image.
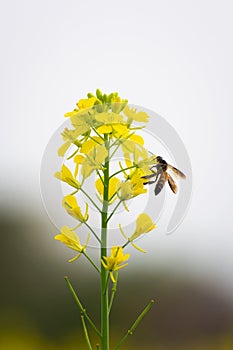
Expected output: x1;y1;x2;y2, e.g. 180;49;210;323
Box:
84;222;102;245
67;146;79;160
108;271;118;315
108;190;117;202
106;201;122;223
83;251;101;273
109;142;122;160
122;240;130;249
80;188;102;213
92;127;105;141
109;165;136;180
64;276;101;338
101;134;110;350
96;169;104;186
109;135;123;149
113;300;155;350
89;135;102;144
70;189;79;196
81;314;93;350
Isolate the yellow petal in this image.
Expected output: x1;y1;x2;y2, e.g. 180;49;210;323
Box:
97;125;112;134
58;141;71;157
74;154;85;164
95;178;104;196
129;134;144;145
81;137;103;154
77;97;97;110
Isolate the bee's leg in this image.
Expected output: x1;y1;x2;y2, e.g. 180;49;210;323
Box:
143;179;157;185
141;172;157;179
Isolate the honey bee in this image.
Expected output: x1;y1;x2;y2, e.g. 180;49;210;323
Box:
142;156;186;195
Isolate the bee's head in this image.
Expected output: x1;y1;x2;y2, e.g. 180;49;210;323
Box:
156;156;164;163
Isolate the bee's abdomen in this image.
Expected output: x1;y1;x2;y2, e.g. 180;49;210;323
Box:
154;173;166;195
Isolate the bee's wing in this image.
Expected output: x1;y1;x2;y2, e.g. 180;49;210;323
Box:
167;164;186;179
167;174;178;194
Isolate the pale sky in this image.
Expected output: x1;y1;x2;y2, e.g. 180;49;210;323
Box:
1;0;233;297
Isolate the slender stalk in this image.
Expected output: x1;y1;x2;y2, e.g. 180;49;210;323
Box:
109;142;122;160
70;189;79;196
67;147;79;160
81;314;93;350
114;300;155;350
96;169;104;185
80;188;102;213
89;135;102;144
64;276;101;338
83;251;101;273
101;134;110;350
108;271;118;315
109;165;136;180
92;127;105;141
106;201;122;223
122;240;130;249
84;222;102;244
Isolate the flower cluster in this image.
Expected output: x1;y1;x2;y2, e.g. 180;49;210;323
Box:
55;89;156;271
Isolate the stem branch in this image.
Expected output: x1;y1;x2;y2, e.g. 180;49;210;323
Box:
64;276;101;338
114;300;155;350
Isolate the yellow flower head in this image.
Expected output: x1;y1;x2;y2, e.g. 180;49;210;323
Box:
54;164;80;189
55;226;90;262
101;246;130;282
129;169;147;196
64;97;97;117
117;181;134;201
62;195;89;223
123;105;150;123
95;112;128;136
81;145;108;179
77;97;97;110
119;213;156;253
130;213;156;241
58;128;82;157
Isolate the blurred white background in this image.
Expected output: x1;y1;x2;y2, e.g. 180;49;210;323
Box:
1;0;233;297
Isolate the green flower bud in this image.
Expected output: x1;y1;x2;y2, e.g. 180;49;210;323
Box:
96;89;103;101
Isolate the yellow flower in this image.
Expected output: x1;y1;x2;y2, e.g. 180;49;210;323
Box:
129;169;147;196
73;154;85;177
123;105;150;123
62;195;89;223
81;145;108;179
70;114;91;135
54;165;80;189
64;97;97;117
80;137;104;154
118;163;147;200
95;112;128;136
58;128;82;157
55;226;90;262
77;97;97;110
95;176;120;202
117;181;134;201
119;213;156;252
101;246;130;282
130;213;156;241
